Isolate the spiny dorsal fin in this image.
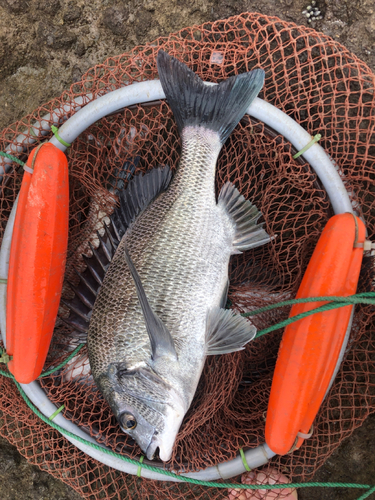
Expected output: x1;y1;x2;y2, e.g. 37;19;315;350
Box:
124;246;178;362
114;165;172;239
218;182;271;253
206;307;257;355
60;165;171;337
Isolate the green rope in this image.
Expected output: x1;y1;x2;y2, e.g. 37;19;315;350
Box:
239;448;251;471
1;293;375;497
244;292;375;318
293;134;322;159
49;404;65;420
357;485;375;500
51;125;71;148
246;292;375;338
137;455;145;477
0;293;373;377
0;374;373;494
0;278;7;284
0;151;25;166
38;344;85;378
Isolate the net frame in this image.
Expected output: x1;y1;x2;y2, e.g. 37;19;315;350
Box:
0;84;356;481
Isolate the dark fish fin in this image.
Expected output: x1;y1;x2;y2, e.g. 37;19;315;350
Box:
61;225;119;335
124;246;178;362
205;307;257;355
157;50;265;144
113;165;172;238
218;182;271;253
61;297;91;323
62;165;171;338
61;313;90;334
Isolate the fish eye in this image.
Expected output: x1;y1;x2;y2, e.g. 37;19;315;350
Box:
120;412;137;430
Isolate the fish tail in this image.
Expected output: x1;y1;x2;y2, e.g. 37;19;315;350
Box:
157;50;265;144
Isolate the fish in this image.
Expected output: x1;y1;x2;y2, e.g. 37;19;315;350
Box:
67;50;271;462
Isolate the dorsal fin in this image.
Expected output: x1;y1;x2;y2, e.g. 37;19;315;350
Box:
60;165;172;336
113;165;172;239
218;182;271;253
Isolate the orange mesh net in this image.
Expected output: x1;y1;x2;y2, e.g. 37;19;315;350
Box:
1;11;375;499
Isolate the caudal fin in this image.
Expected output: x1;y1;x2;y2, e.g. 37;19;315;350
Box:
157;50;264;144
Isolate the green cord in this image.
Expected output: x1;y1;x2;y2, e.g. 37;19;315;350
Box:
51;125;71;148
0;375;374;497
0;151;25;166
137;455;145;477
38;344;85;378
357;485;375;500
0;294;373;377
0;374;373;493
243;292;375;318
0;278;7;284
0;294;375;497
0;344;84;379
246;292;375;339
49;404;65;420
293;134;322;159
239;448;251;471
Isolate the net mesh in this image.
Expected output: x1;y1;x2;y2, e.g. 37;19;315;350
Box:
1;11;375;499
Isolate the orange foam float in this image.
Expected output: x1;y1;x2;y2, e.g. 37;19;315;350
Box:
6;143;69;384
265;212;366;456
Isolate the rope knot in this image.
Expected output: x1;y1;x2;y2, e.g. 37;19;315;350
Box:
0;351;12;364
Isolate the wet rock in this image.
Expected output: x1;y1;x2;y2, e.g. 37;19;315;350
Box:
63;3;82;24
0;0;28;13
102;5;129;36
36;22;77;49
71;64;82;83
74;39;86;57
0;436;82;500
36;0;60;15
134;10;153;37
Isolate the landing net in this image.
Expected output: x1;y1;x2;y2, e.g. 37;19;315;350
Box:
0;12;374;500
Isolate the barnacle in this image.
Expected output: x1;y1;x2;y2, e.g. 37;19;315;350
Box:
302;1;323;22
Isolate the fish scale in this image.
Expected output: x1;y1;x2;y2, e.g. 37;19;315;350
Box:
84;50;270;461
88;129;228;376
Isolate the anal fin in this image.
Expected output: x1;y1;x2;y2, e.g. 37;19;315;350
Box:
206;307;257;355
218;182;271;253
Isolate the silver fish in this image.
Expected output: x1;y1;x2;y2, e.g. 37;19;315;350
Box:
86;50;270;461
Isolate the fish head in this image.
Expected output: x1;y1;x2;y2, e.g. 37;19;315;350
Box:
101;362;187;462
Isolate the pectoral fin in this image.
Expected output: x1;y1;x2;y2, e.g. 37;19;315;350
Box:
206;307;257;355
124;246;178;362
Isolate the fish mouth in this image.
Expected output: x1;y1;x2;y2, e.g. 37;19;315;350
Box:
146;435;173;462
